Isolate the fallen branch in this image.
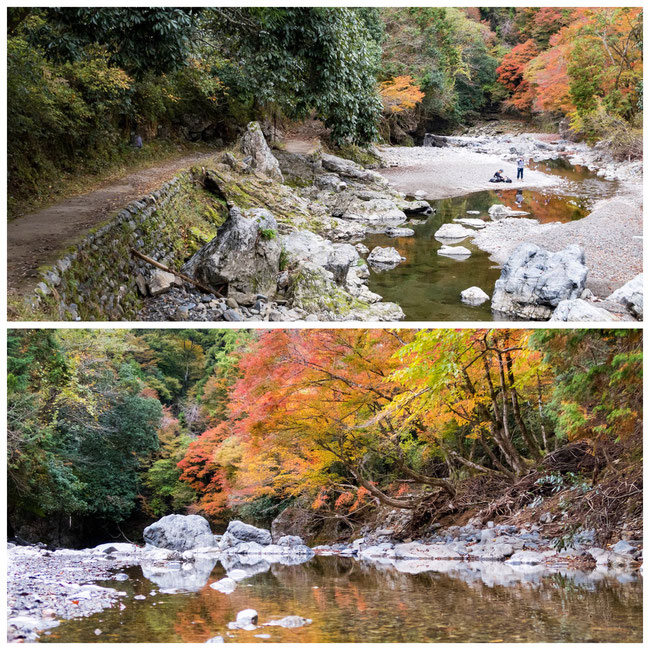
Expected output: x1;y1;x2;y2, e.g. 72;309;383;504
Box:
130;248;225;297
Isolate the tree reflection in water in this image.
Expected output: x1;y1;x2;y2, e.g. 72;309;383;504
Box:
44;556;641;643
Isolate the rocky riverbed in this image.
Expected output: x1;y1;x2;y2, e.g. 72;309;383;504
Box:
137;122;436;322
8;514;642;642
134;121;641;322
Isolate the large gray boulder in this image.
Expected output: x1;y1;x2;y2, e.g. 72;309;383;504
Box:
221;521;272;548
274;150;322;184
315;173;347;193
550;299;616;322
280;231;359;283
321;153;371;180
491;243;588;320
326;244;360;283
342;197;407;224
281;230;332;268
606;273;643;319
182;207;281;299
323;218;367;242
240;121;283;182
277;535;306;547
143;514;217;551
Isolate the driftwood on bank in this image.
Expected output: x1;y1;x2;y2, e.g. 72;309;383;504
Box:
130;248;225;297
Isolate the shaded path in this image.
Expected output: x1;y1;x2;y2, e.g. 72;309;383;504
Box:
8;151;217;300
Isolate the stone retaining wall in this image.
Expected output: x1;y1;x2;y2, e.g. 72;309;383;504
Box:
29;171;222;320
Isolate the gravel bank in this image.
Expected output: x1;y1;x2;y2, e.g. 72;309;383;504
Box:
378;146;562;199
7;545;135;642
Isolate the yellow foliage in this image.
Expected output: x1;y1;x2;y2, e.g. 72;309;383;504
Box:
379;75;425;113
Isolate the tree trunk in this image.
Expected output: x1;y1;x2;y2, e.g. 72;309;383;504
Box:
504;350;542;461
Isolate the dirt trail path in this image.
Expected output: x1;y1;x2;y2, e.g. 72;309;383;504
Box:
283;138;320;154
8;152;217;299
280;119;325;155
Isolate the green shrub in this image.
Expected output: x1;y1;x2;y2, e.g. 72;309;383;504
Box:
570;107;642;161
260;228;277;240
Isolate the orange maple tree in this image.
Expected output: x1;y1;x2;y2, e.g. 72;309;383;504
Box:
496;39;540;111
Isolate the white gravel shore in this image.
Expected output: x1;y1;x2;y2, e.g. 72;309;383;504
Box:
379;146;563;199
7;544;134;642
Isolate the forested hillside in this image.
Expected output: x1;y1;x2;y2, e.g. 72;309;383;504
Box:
8;7;642;214
8;329;642;547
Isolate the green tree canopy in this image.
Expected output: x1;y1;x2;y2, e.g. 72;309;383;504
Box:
14;8;200;78
203;7;383;144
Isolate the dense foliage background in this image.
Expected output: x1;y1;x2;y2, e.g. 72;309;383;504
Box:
8;7;642;214
8;329;642;544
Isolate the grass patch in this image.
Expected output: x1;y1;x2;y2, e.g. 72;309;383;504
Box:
330;143;382;168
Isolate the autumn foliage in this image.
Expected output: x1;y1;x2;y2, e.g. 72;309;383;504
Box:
496;39;540;111
379;75;425;113
177;329;642;520
7;329;642;539
497;7;642;126
177;424;231;518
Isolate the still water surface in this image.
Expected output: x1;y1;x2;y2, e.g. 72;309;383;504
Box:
44;556;641;643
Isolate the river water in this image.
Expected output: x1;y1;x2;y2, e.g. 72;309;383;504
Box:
43;556;641;643
367;160;616;321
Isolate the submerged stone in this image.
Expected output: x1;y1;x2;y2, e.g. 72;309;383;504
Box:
461;286;489;305
367;246;404;269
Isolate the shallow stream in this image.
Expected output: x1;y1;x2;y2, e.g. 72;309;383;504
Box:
43;556;642;643
367;159;616;321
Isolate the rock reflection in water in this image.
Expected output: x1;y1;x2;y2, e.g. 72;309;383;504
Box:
141;556;218;592
220;555;272;579
45;556;641;643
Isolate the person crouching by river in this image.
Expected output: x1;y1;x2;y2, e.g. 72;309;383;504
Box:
517;157;525;180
